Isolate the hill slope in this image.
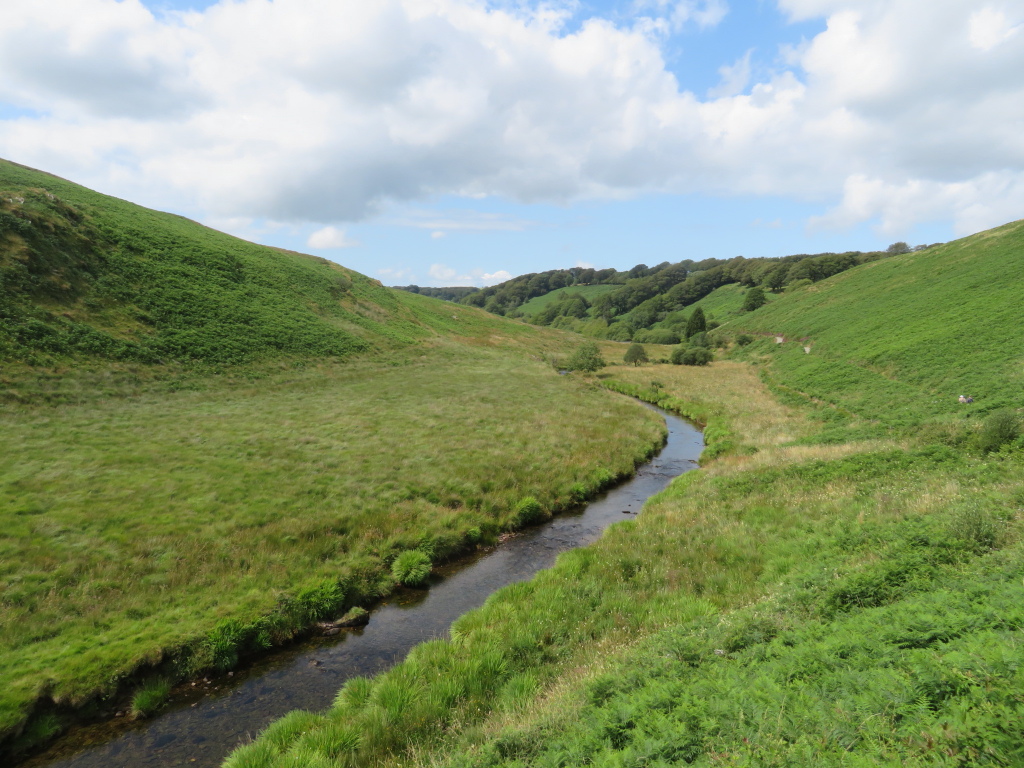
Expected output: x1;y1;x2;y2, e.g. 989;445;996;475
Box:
729;219;1024;427
221;219;1024;768
0;159;451;368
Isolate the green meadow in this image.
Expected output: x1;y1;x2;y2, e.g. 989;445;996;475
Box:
517;285;618;317
0;159;669;754
0;342;663;747
223;222;1024;768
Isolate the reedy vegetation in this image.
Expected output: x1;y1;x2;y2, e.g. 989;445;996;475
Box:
227;220;1024;767
0;159;670;755
0;344;663;750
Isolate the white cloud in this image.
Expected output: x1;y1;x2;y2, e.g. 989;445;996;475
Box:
430;230;446;239
427;263;511;286
0;0;1021;241
307;225;358;249
480;270;513;283
969;7;1020;51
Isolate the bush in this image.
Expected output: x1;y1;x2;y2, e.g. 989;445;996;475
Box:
391;550;432;587
604;323;633;342
977;409;1020;453
741;286;766;311
633;328;679;345
735;334;754;347
565;342;605;372
671;347;713;366
688;332;709;348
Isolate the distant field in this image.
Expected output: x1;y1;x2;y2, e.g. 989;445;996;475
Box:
518;284;618;316
0;342;663;742
650;283;776;332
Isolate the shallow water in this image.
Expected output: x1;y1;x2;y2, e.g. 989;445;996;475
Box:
23;405;703;768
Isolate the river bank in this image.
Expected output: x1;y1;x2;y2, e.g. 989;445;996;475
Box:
19;406;703;768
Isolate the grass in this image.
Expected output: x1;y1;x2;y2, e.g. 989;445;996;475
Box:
0;341;664;748
221;214;1024;768
652;283;777;330
129;678;172;719
727;219;1024;428
517;285;618;317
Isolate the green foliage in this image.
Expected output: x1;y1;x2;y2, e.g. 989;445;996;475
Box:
513;497;548;527
731;219;1024;428
623;343;648;366
978;409;1020;453
670;346;713;366
741;285;766;311
129;678;172;719
684;307;707;339
565;342;605;372
391;550;433;587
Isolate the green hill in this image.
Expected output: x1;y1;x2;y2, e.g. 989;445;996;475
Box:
0;161;667;759
517;284;618;316
223;219;1024;768
728;220;1024;428
0;159;459;370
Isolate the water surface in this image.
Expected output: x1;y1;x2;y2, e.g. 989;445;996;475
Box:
24;405;703;768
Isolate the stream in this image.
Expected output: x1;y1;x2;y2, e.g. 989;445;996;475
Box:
22;405;703;768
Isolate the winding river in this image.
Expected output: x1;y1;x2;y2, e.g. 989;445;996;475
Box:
22;405;703;768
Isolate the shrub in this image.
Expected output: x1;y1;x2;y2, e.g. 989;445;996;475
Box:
565;342;605;372
671;347;713;366
634;328;679;345
977;409;1020;453
735;334;754;347
688;332;709;348
741;286;766;311
391;550;432;587
604;323;633;342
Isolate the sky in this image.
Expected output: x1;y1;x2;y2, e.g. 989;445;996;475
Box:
0;1;1021;287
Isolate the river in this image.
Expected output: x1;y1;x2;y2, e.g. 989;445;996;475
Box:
22;404;703;768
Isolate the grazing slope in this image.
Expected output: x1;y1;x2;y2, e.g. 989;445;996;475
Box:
728;219;1024;427
0;158;453;369
0;160;668;759
224;219;1024;768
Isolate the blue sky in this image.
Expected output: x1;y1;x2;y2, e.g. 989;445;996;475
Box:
1;1;1020;285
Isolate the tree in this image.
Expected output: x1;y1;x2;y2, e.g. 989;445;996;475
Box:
565;342;605;372
742;286;766;311
624;343;648;366
685;307;707;339
886;241;911;255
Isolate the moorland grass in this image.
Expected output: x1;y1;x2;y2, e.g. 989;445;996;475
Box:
226;381;1024;767
0;342;663;745
727;219;1024;428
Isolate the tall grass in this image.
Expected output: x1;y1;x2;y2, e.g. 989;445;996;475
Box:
0;342;663;746
223;344;1024;768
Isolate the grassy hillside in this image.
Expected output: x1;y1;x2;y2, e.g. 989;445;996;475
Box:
517;284;618;316
224;220;1024;768
0;161;669;758
725;220;1024;429
0;159;459;370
